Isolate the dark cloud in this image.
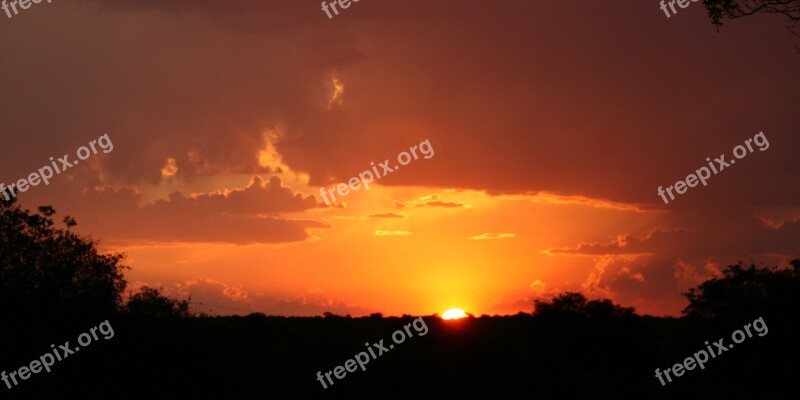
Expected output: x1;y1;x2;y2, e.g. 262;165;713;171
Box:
544;230;690;256
185;176;324;215
3;1;798;207
545;213;800;259
71;176;328;244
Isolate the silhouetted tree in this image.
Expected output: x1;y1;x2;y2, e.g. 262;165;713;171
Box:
0;198;127;323
124;286;191;318
682;259;800;320
534;292;635;319
704;0;800;40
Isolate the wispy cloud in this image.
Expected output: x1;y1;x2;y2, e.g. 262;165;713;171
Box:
395;194;468;209
367;212;405;219
496;192;652;212
468;233;516;240
374;230;412;236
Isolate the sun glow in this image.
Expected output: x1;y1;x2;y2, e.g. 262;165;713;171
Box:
442;308;467;320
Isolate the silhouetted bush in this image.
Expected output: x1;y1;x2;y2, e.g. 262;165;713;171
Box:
683;259;800;322
534;291;635;319
123;286;191;319
0;199;126;325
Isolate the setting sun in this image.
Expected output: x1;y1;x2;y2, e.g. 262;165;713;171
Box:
442;308;467;320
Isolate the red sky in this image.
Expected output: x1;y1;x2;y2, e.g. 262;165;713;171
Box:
1;0;798;317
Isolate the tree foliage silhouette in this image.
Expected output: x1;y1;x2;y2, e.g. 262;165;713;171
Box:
682;259;800;320
124;286;191;318
0;198;127;323
704;0;800;38
534;291;635;319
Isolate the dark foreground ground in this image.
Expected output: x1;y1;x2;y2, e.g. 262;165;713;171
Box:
1;312;797;399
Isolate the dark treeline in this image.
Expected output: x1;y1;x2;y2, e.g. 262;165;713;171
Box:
1;200;798;398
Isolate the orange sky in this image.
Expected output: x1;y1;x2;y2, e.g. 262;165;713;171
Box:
2;0;799;317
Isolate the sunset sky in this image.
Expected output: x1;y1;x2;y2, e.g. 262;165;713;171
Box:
1;0;798;317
